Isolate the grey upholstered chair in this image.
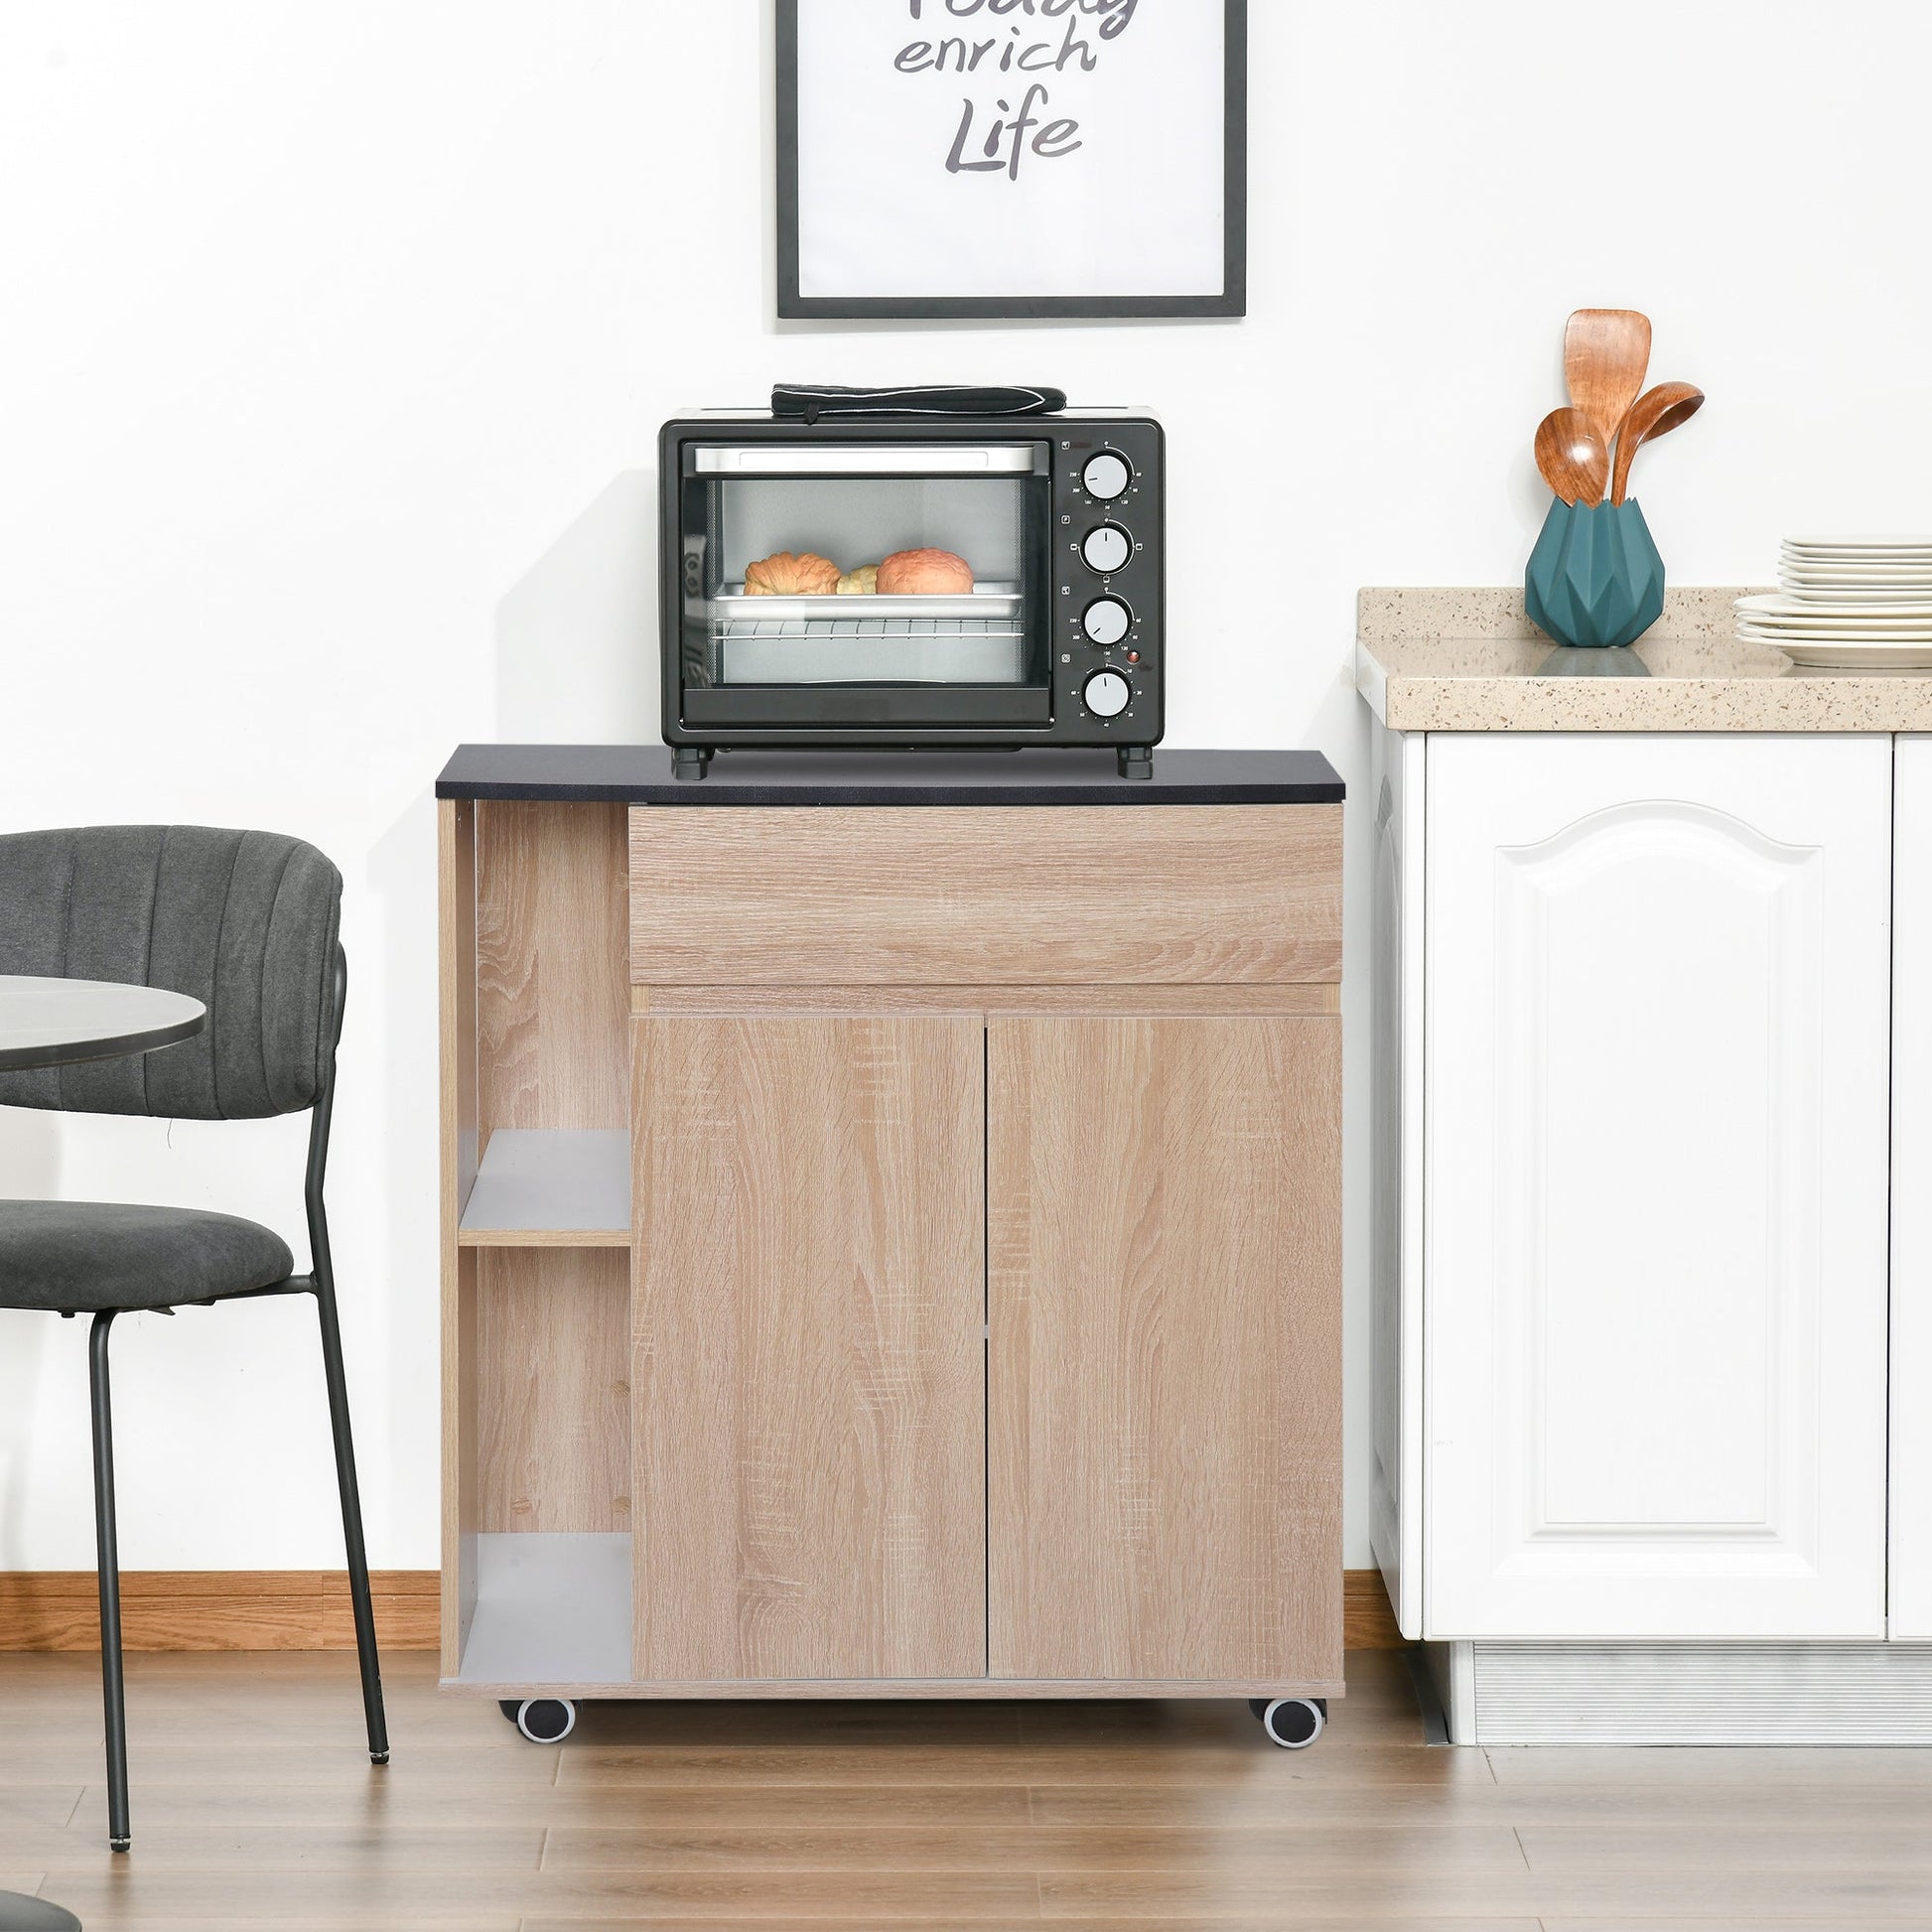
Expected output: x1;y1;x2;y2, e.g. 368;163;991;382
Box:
0;826;387;1852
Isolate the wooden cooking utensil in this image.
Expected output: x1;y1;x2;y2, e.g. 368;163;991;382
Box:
1535;407;1610;506
1565;308;1653;447
1609;381;1705;504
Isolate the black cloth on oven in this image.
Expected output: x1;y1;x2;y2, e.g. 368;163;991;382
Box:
770;383;1067;422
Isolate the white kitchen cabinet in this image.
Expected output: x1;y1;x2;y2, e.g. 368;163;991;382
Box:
1359;593;1932;1738
1889;736;1932;1640
1407;734;1893;1640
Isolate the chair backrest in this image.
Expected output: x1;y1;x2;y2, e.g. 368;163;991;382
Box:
0;825;343;1120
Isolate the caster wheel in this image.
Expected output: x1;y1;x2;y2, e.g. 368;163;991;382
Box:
514;1697;578;1743
1258;1696;1326;1749
498;1700;522;1723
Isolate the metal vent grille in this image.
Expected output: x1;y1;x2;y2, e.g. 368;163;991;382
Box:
1473;1641;1932;1745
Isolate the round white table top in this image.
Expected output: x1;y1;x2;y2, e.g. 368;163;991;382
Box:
0;976;196;1924
0;974;207;1073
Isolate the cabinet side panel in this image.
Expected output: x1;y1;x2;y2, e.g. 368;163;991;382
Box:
439;798;480;1669
1369;725;1426;1640
987;1016;1343;1683
631;1015;987;1681
478;800;629;1136
1892;737;1932;1639
440;798;481;1214
441;1249;478;1672
478;1248;631;1534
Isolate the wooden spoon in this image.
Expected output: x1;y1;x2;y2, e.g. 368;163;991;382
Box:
1535;407;1610;506
1565;309;1653;449
1609;381;1705;504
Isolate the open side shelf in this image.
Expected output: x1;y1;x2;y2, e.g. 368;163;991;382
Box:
459;1129;630;1246
451;1533;633;1689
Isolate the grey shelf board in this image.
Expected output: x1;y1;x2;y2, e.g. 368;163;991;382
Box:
459;1129;630;1237
454;1533;633;1688
435;744;1344;806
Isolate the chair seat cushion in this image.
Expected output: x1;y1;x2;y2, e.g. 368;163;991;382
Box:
0;1201;295;1312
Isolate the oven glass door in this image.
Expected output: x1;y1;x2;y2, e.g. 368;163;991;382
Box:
678;442;1052;730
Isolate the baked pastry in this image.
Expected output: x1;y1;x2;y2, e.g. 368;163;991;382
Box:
744;550;841;597
877;548;974;596
836;565;880;596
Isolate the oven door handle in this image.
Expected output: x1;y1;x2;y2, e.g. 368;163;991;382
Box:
689;444;1044;477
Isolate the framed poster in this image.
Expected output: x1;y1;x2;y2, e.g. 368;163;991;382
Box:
777;0;1246;320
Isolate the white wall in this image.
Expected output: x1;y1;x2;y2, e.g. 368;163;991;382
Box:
3;0;1930;1572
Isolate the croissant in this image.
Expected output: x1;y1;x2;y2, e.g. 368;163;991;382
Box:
837;565;880;596
877;548;974;596
744;550;841;597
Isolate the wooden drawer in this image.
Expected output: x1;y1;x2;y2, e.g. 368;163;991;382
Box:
628;804;1341;987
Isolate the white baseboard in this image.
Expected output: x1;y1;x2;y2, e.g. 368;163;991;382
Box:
1421;1640;1476;1743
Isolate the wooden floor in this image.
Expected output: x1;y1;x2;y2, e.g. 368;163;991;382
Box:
4;1648;1932;1928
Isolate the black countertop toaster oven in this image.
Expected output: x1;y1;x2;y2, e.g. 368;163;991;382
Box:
658;410;1164;778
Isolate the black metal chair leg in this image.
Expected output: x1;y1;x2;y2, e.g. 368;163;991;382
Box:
315;1284;388;1763
88;1311;131;1853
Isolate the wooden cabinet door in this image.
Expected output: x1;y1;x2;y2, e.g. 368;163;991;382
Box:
631;1015;985;1682
1426;734;1891;1639
1890;738;1932;1639
987;1015;1342;1685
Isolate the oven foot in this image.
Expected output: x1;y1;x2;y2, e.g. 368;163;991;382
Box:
1117;745;1154;780
672;748;713;781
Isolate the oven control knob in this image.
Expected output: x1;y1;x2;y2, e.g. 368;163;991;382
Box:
1083;668;1132;718
1081;596;1132;646
1081;451;1133;501
1080;523;1132;574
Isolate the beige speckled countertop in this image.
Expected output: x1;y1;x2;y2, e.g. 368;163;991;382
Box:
1358;588;1932;731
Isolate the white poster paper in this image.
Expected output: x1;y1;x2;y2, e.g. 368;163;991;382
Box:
793;0;1229;303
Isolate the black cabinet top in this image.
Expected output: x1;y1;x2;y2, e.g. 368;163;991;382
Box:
435;746;1344;806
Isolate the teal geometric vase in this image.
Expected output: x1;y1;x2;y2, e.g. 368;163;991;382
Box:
1525;497;1666;648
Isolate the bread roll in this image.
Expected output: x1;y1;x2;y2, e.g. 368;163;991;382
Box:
744;550;841;597
877;548;974;596
836;565;880;596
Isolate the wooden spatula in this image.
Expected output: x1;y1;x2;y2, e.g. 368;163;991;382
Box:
1565;309;1653;449
1609;381;1705;504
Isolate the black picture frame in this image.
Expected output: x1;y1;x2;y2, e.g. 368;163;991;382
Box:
776;0;1246;321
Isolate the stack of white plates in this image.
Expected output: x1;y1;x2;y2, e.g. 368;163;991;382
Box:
1737;537;1932;666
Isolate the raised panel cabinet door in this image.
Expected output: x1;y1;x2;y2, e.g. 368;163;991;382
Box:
1426;734;1891;1639
987;1016;1342;1685
1889;737;1932;1639
631;1015;986;1682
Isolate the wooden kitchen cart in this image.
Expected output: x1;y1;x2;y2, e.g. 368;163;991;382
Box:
436;747;1343;1743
